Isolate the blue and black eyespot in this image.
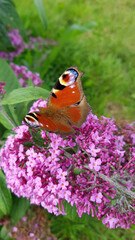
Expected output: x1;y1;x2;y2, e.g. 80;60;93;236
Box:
53;68;79;93
68;69;78;81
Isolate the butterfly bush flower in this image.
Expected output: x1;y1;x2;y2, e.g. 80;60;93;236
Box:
0;99;135;229
90;192;103;203
0;29;24;61
89;157;101;171
10;62;43;87
0;28;59;91
0;28;58;61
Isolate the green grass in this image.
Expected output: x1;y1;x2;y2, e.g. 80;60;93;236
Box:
13;0;135;238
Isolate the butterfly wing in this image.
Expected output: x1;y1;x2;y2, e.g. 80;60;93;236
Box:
47;66;91;127
66;95;91;127
24;66;91;135
24;110;74;134
47;66;83;108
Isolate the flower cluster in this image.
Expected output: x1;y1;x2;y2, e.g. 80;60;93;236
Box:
0;28;58;61
10;62;43;87
29;36;58;51
0;99;135;229
0;29;24;61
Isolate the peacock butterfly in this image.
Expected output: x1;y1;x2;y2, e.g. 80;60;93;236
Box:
24;66;91;135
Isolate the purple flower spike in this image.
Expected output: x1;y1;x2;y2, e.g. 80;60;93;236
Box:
0;99;135;229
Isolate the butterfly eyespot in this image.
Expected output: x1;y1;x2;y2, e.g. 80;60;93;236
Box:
59;69;78;86
68;69;78;80
61;73;70;83
62;74;68;79
24;114;40;128
26;116;31;121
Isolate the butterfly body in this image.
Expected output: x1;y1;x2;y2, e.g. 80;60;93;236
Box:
24;66;91;135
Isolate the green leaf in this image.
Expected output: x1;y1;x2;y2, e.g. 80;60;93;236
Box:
86;21;98;28
0;170;12;217
63;201;79;221
0;226;11;240
0;19;13;51
2;129;15;139
63;200;93;224
2;86;49;105
10;195;30;223
69;22;98;33
0;60;31;126
0;59;20;95
0;60;49;127
74;168;86;174
0;111;13;129
8;103;28;126
0;0;15;7
69;24;90;32
0;0;26;38
33;0;47;29
0;104;17;129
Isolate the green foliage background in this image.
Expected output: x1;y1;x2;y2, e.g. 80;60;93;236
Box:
0;0;135;239
15;0;135;122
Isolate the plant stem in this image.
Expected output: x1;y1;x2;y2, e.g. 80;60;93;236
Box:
98;172;135;200
83;163;135;200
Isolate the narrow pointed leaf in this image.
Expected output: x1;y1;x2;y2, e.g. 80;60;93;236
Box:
33;0;47;29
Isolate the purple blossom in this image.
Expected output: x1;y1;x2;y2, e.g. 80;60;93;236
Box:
102;214;119;229
91;130;102;144
89;157;101;171
0;99;135;229
0;28;58;61
29;232;35;238
90;192;103;203
12;226;18;232
22;216;27;222
10;62;43;87
0;29;24;60
86;143;100;157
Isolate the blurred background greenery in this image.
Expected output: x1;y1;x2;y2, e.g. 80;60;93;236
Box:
0;0;135;239
14;0;135;123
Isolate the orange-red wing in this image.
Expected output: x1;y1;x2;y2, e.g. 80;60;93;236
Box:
39;113;74;135
37;114;58;131
66;106;81;124
47;67;84;109
54;121;74;135
49;83;81;109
